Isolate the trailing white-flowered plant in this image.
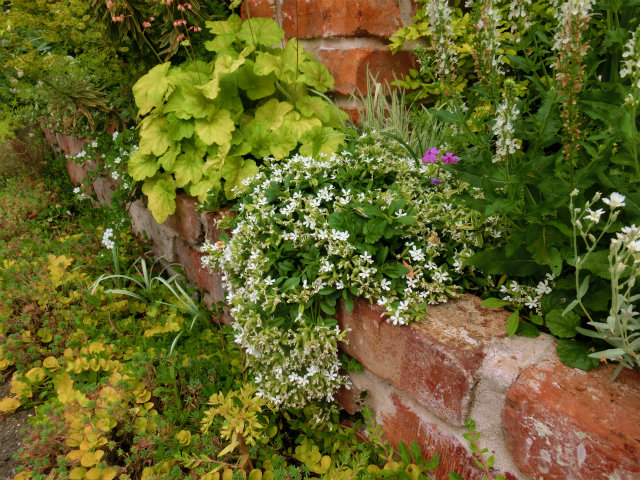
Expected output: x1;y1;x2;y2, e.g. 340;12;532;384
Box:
499;274;556;315
202;134;503;408
570;190;640;374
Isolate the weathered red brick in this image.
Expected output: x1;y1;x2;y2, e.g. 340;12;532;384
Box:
338;294;509;425
375;388;510;480
280;0;401;38
201;207;235;243
165;194;203;246
503;359;640;479
241;0;275;21
175;238;231;324
318;47;416;96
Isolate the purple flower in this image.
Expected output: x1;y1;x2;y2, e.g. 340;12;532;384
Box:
441;152;459;164
430;177;442;185
422;147;440;164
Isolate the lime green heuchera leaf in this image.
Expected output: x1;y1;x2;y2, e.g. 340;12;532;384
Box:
254;99;293;131
253;41;299;83
242;121;271;159
296;96;334;123
236;61;277;100
166;114;194;142
269;125;298;159
221;157;259;199
195;110;235;147
204;142;231;172
164;70;211;119
298;61;334;92
238;17;284;47
206;14;243;36
139;116;171;156
186;170;223;202
132;62;172;116
158;143;181;171
282;111;321;138
201;53;247;100
299;126;345;157
173;150;204;188
142;174;177;223
128;150;159;181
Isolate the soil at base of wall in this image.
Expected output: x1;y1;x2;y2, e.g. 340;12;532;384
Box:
0;380;32;480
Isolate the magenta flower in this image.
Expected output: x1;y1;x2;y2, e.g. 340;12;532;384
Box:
441;152;459;164
422;147;440;163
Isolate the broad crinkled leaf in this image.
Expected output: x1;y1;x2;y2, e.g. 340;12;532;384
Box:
269;125;298;159
204;142;231;172
186;170;222;202
128;150;160;181
173;150;204;187
242;121;271;159
238;17;284;46
282;111;321;137
206;14;243;36
142;174;177;224
545;309;581;338
195;110;235;146
166;114;195;141
201;53;247;100
254;99;293;131
298;60;334;92
132;62;172;116
236;62;277;99
296;96;333;123
139;116;171;156
158;143;181;171
221;157;259;199
299;127;345;157
164;70;211;119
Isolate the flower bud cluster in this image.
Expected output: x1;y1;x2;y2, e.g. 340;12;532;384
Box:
492;79;521;163
421;0;459;88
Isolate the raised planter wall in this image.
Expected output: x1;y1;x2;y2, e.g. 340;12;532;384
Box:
47;132;640;480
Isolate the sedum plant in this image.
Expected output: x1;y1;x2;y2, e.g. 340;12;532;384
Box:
128;14;346;223
201;134;503;408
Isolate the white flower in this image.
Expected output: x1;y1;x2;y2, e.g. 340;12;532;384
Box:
101;228;115;250
585;208;605;224
628;240;640;253
602;192;626;209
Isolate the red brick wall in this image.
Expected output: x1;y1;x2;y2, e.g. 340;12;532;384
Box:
241;0;418;116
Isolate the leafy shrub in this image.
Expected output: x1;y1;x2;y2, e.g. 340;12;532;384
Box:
201;133;503;407
128;14;346;223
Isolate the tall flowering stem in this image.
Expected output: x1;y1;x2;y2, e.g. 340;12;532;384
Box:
420;0;459;96
552;0;595;169
468;0;505;91
620;25;640;180
492;78;521;189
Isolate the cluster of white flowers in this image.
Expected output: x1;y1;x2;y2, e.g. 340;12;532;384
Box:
423;0;459;84
621;26;640;93
101;227;115;250
492;81;521;163
499;274;556;314
468;0;505;80
202;135;503;408
551;0;595;51
73;186;88;201
508;0;532;40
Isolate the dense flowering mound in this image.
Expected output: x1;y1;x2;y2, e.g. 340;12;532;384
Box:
202;134;504;408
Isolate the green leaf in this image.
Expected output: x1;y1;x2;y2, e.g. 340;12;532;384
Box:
281;276;300;292
516;322;540;338
220;157;259;199
282;111;322;138
269;126;298;159
398;442;411;465
545;309;581;338
158;143;181;171
166;115;195;141
139;116;171;156
173;151;204;188
128;150;159;181
298;60;334;92
579;251;612;280
556;339;600;370
185;171;222;202
238;17;284;46
481;298;510;309
164;70;210;119
206;14;243;36
343;290;354;313
132;62;172;116
296;96;334;123
236;61;277;99
254;98;294;131
506;310;520;337
577;275;590;299
468;247;545;276
299;126;345;157
142;174;177;223
195;110;235;147
382;264;410;279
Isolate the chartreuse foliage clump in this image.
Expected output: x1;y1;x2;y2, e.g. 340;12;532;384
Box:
129;14;346;223
202;133;504;408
